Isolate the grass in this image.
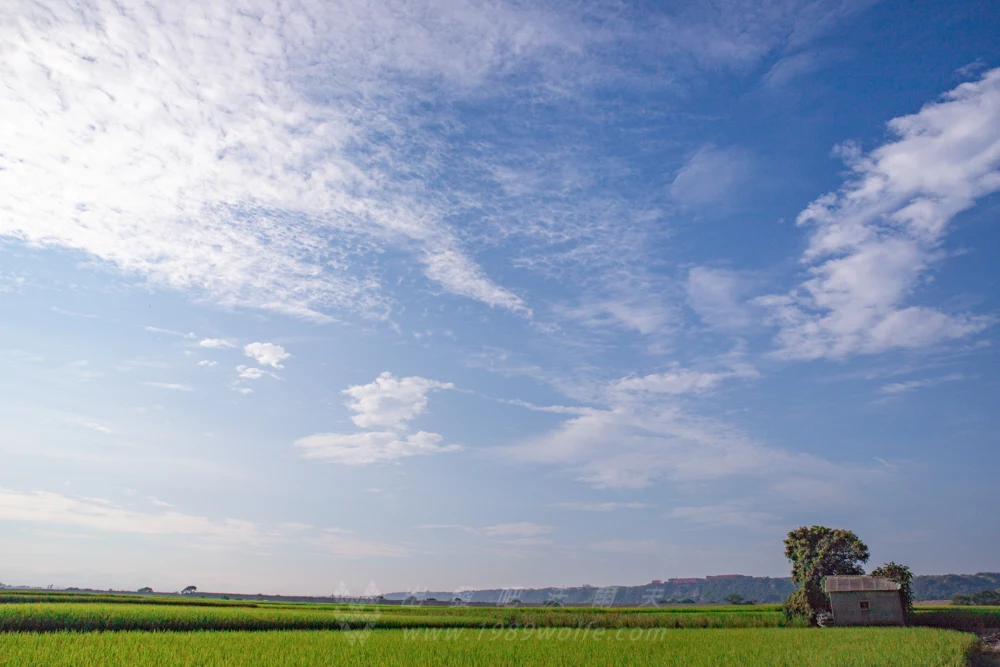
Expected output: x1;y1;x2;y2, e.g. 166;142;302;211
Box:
0;602;806;632
0;592;258;608
0;592;993;665
0;627;979;666
913;607;1000;633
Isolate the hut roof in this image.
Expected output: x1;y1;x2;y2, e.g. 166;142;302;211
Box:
824;576;901;593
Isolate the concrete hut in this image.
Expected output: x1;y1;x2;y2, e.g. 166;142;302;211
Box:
824;576;904;626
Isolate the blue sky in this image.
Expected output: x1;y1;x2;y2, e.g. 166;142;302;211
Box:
1;0;998;596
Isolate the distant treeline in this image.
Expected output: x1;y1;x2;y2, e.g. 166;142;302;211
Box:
386;573;1000;605
911;573;1000;601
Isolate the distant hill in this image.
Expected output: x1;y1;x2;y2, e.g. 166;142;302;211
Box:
386;572;1000;605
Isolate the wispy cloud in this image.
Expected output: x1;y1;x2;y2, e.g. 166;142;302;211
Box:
61;416;113;435
0;488;256;545
669;144;753;208
0;349;45;364
0;0;869;330
420;521;552;546
294;431;460;466
0;0;565;321
235;365;279;381
666;500;778;530
51;307;100;320
498;361;838;490
199;339;236;349
760;50;830;90
145;326;196;339
143;382;194;392
611;362;758;396
686;267;757;331
878;373;966;396
0;487;409;557
550;502;648;512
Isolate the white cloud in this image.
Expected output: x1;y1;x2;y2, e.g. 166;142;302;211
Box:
612;367;752;395
235;365;279;381
196;360;217;367
145;326;196;339
878;373;965;395
760;69;1000;359
294;430;460;465
244;342;290;369
669;144;753;207
611;356;758;396
143;382;194;391
200;339;236;349
0;488;257;544
421;243;531;316
147;497;175;508
343;372;453;430
686;267;755;330
550;501;647;511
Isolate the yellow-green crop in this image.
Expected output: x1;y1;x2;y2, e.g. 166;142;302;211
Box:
0;627;979;667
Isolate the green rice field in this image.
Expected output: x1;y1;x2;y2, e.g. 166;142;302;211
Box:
0;601;806;633
0;627;980;667
0;591;995;665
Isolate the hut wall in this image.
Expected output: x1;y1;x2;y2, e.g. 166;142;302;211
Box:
829;590;904;626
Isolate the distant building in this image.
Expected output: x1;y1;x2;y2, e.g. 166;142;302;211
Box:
668;578;700;584
706;574;745;580
824;576;904;626
650;580;662;585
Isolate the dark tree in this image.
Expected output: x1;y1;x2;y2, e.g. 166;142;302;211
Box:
870;562;914;618
953;590;1000;606
137;587;153;594
783;526;870;624
181;585;197;595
